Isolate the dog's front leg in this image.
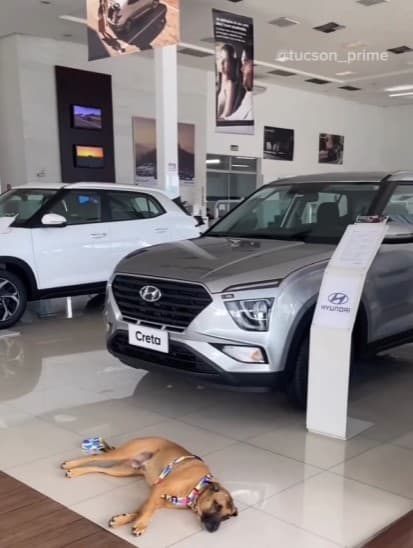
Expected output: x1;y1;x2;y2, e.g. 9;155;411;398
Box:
131;490;163;537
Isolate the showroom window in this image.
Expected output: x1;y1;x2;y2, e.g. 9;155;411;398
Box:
49;190;102;225
206;154;259;219
106;191;165;221
383;184;413;224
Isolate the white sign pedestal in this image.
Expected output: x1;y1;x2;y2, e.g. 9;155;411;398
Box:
307;222;388;440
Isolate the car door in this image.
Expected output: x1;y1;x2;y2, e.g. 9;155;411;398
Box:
105;190;171;266
31;189;113;289
368;182;413;341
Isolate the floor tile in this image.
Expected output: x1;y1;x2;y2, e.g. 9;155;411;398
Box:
200;442;321;506
0;417;79;468
110;418;235;457
391;430;413;451
4;451;129;506
41;397;166;438
71;482;202;548
248;423;379;469
331;444;413;499
260;472;412;547
181;396;301;441
172;507;341;548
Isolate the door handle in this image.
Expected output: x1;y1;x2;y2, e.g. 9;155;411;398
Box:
90;232;107;239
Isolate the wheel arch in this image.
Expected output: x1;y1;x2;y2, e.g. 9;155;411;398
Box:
0;257;38;300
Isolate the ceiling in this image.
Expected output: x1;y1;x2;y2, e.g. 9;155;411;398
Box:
2;0;413;106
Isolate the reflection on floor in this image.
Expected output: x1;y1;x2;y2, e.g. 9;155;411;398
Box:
1;303;413;547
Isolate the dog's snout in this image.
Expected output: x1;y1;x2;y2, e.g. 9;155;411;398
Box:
202;514;221;533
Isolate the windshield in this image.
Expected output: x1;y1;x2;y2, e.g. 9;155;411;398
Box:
0;189;56;223
208;182;381;242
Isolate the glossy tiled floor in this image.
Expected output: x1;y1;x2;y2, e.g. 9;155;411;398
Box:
1;301;413;547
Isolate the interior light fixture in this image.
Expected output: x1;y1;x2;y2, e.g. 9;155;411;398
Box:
206;159;221;165
385;84;413;92
336;71;356;76
389;91;413;97
59;15;87;24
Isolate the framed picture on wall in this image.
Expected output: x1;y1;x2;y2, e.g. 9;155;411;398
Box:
74;145;105;169
319;133;344;164
71;105;103;130
263;126;294;161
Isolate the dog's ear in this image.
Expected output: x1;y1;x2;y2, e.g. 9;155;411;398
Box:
210;482;221;493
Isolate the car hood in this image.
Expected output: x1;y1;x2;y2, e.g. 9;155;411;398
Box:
117;237;335;293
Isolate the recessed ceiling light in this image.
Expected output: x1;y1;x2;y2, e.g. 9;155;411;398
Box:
40;1;51;4
63;33;73;37
306;78;332;85
344;41;367;49
336;71;356;76
387;45;413;54
178;47;213;58
269;17;300;28
268;69;296;77
313;22;346;33
385;84;413;92
357;0;389;5
389;91;413;97
339;85;362;91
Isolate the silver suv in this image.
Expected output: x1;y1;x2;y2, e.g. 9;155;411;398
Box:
106;172;413;407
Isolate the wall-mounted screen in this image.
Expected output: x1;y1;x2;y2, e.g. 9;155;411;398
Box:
74;145;105;169
72;105;103;130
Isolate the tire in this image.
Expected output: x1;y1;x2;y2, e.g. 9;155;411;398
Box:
0;271;27;329
286;334;310;410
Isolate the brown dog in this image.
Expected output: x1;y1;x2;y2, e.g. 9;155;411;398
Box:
61;437;238;537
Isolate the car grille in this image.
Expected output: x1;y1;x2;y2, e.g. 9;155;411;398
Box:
109;332;218;376
111;275;212;329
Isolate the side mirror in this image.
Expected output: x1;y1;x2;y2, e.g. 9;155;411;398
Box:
41;213;67;227
383;222;413;244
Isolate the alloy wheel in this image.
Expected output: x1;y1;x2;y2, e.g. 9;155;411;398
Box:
0;277;21;323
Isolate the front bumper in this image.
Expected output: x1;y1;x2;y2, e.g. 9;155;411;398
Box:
105;277;287;391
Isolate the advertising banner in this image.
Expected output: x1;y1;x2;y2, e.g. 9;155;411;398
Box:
213;9;254;135
133;117;195;185
87;0;180;61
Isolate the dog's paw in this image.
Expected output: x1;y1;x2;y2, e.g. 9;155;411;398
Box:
132;525;146;537
61;461;69;470
108;514;128;529
65;470;73;478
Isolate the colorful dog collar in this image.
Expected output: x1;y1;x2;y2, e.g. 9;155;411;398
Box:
162;474;214;508
154;455;202;486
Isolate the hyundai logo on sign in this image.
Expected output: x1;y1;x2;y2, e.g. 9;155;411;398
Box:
140;286;162;303
328;293;349;306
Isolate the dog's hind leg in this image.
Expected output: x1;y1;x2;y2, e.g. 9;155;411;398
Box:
65;463;141;479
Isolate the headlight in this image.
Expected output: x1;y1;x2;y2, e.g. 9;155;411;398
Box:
225;299;274;331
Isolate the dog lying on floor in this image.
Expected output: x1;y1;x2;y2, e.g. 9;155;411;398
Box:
61;436;238;537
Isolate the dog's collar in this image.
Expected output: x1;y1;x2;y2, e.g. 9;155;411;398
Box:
161;474;214;509
154;455;203;486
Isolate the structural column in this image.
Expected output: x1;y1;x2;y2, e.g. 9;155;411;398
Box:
155;45;179;200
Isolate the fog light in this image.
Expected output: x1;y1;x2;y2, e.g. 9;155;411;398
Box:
220;345;267;364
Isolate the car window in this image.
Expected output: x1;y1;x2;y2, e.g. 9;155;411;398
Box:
0;189;56;223
107;191;165;222
209;182;380;243
383;184;413;224
48;191;102;225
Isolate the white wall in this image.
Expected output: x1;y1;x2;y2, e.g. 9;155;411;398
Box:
1;33;413;206
206;73;390;184
0;35;27;191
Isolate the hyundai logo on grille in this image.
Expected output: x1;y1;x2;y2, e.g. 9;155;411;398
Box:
328;293;349;306
139;286;162;303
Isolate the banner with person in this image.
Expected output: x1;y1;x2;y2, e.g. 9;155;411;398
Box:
87;0;180;61
212;9;255;135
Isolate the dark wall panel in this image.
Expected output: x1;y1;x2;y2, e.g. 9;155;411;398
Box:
55;66;115;183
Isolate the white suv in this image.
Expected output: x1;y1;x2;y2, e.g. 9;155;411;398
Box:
0;182;199;329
